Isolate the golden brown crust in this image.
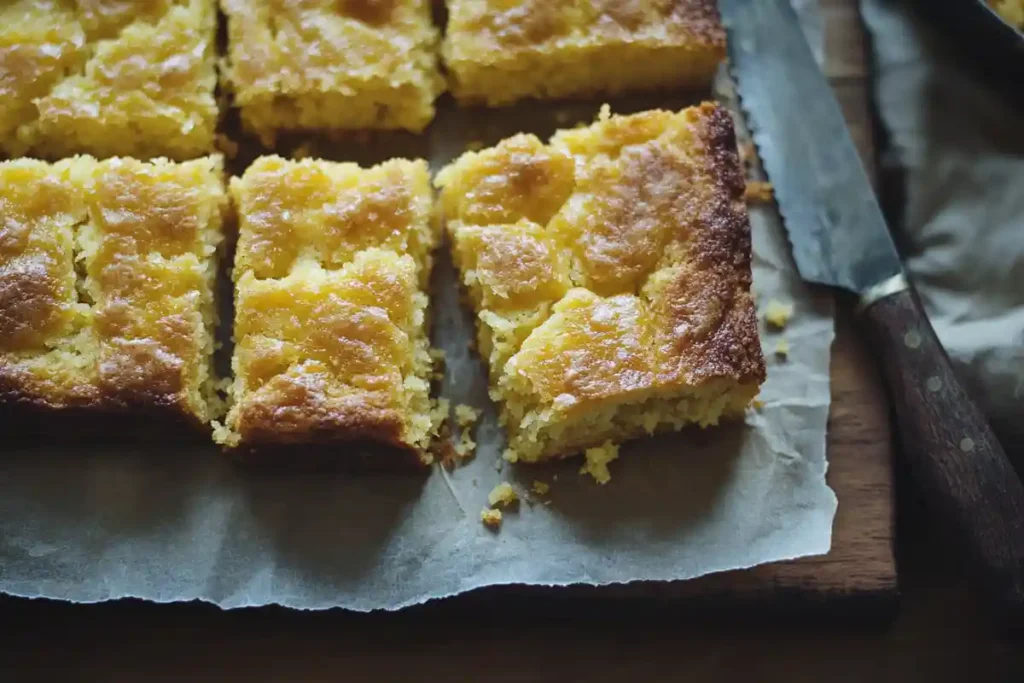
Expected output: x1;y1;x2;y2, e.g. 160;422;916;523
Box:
443;0;726;105
439;103;765;441
652;103;766;387
0;0;218;160
451;0;725;51
221;157;439;457
220;0;443;137
0;156;226;424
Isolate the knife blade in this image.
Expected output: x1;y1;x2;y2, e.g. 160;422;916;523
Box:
721;0;900;296
721;0;1024;619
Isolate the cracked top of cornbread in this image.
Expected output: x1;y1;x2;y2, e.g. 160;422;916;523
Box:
437;103;765;459
0;0;218;160
233;155;436;282
219;156;439;459
0;155;226;423
221;0;443;136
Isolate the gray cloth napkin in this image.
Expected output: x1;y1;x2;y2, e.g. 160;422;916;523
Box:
862;0;1024;450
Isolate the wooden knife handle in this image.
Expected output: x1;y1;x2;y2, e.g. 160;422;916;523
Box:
861;286;1024;617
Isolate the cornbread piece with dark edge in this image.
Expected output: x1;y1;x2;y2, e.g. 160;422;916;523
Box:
0;155;227;426
442;0;726;106
0;0;218;160
215;156;442;464
220;0;444;146
436;102;765;464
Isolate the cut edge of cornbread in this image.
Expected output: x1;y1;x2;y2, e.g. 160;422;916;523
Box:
220;0;444;145
214;155;442;462
437;102;766;464
0;155;228;427
442;0;726;106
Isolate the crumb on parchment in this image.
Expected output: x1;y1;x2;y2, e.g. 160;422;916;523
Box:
451;403;481;460
580;442;619;485
455;403;481;428
739;141;757;167
764;299;795;329
481;508;502;529
488;482;518;508
774;338;790;359
744;180;774;204
531;480;550;495
751;398;765;410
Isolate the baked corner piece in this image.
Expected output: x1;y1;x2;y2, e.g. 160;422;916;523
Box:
0;0;218;160
216;156;441;463
0;155;227;425
436;102;766;464
220;0;444;145
442;0;726;106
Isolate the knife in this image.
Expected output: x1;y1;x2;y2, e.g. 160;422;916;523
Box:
721;0;1024;616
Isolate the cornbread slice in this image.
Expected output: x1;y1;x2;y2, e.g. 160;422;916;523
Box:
0;155;227;425
437;103;765;463
216;156;441;462
0;0;218;160
443;0;726;106
220;0;444;145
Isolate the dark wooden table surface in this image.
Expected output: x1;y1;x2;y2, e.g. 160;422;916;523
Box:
3;1;1023;680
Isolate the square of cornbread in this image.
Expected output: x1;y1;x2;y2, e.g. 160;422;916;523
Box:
220;0;444;146
216;156;441;462
442;0;726;106
436;103;766;463
0;0;218;160
0;155;227;425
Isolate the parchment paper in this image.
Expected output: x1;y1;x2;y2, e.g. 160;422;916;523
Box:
0;6;837;611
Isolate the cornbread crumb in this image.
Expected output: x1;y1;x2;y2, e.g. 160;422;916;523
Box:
0;156;226;423
443;0;726;106
580;442;620;485
751;398;765;410
481;508;503;528
0;0;218;160
217;156;440;460
765;299;795;329
438;103;765;465
531;480;550;496
774;338;790;359
454;429;477;459
744;181;774;204
221;0;444;144
465;140;485;152
455;403;481;428
488;482;519;507
429;348;446;381
739;141;758;168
